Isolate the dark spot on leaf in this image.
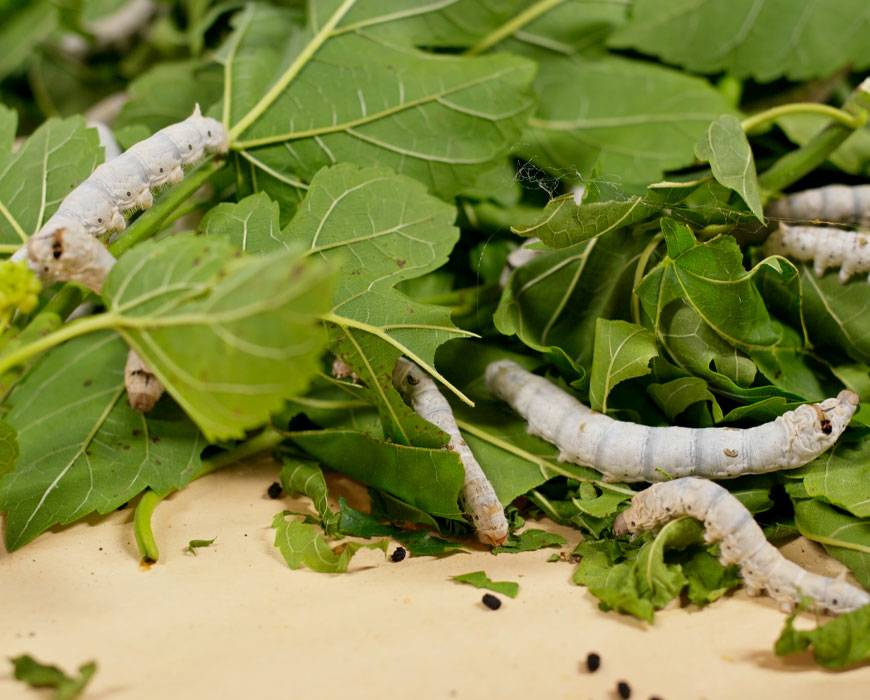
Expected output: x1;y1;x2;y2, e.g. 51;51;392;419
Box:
396;258;406;268
150;435;161;444
83;379;93;387
132;428;141;437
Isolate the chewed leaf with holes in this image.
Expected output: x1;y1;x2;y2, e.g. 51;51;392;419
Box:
0;117;101;245
610;0;870;82
282;163;473;417
0;332;204;550
219;3;535;203
101;235;333;441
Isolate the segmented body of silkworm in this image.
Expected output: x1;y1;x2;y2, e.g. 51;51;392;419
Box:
393;358;508;546
27;105;226;256
766;184;870;227
613;478;870;614
485;360;859;482
764;222;870;283
25;216;165;413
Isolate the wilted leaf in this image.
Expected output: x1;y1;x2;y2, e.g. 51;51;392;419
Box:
775;604;870;669
271;511;387;573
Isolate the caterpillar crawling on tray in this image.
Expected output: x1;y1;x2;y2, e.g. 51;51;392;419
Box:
764;222;870;283
614;478;870;614
485;361;859;483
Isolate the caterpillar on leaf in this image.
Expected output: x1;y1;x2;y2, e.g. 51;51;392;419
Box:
28;104;226;250
764;222;870;283
393;358;508;546
485;361;858;482
614;478;870;614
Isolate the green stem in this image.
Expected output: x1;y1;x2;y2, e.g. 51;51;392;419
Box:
109;160;223;257
758;83;870;196
227;0;357;141
132;428;285;562
466;0;564;56
134;490;162;562
631;233;663;326
0;312;118;375
741;102;861;134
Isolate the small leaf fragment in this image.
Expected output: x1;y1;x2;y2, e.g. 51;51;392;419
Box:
185;538;216;556
452;571;520;599
11;654;97;700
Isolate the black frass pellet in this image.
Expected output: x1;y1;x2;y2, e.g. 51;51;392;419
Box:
617;681;631;699
267;482;282;499
390;546;407;562
482;593;501;610
585;652;601;672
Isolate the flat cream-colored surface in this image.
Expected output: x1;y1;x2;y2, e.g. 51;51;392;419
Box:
1;458;867;700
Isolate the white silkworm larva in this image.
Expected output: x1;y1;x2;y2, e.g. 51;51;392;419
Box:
764;222;870;283
613;478;870;614
25;224;165;413
124;349;165;412
485;361;859;483
30;104;227;250
766;185;870;228
393;358;508;546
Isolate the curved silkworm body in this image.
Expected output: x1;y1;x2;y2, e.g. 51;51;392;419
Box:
485;361;858;483
56;182;126;235
393;358;508;546
29;105;228;252
767;185;870;228
613;478;870;614
764;222;870;283
26;224;116;294
126;133;185;189
91;156;153;213
125;350;166;412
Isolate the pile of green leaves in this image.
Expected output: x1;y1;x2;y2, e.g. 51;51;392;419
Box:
0;0;868;670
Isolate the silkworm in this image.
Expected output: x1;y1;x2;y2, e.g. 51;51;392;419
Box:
25;223;165;413
124;349;166;412
485;361;858;482
766;185;870;228
613;478;870;614
32;104;226;246
26;225;116;294
764;222;870;283
393;358;508;546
